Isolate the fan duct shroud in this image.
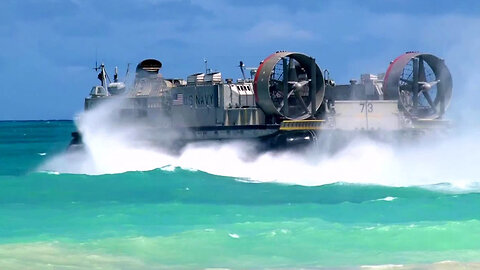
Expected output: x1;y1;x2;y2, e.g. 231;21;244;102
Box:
383;52;453;119
254;52;325;120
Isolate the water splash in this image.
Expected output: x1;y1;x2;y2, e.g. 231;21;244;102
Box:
40;98;480;190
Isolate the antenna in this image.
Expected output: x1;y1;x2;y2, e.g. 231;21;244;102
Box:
239;61;246;80
93;48;99;71
124;63;130;82
204;58;208;74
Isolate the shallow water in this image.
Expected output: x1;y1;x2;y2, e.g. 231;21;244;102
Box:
1;120;480;269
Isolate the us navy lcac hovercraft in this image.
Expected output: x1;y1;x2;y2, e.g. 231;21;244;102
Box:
72;51;452;151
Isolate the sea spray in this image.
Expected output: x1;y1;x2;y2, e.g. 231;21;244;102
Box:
36;91;480;190
41;103;480;189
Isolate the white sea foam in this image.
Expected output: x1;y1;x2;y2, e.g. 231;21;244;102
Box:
39;96;480;191
228;233;240;239
172;131;480;190
361;265;404;269
372;197;397;202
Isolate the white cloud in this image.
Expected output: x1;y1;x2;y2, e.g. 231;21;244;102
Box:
245;20;314;43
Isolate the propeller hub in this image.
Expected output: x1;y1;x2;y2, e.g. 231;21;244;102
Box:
421;83;432;91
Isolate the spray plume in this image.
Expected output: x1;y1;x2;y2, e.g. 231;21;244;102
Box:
37;94;480;192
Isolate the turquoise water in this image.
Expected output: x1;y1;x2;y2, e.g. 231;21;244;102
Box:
1;121;480;269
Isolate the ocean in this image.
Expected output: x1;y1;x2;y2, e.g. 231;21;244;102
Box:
1;120;480;269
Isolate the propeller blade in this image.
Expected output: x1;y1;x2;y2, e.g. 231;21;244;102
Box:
422;91;436;111
279;81;309;110
293;89;310;114
418;80;440;91
429;80;440;87
424;80;440;89
288;80;309;87
279;89;296;110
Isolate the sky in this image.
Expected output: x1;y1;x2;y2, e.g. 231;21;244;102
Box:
1;0;480;120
